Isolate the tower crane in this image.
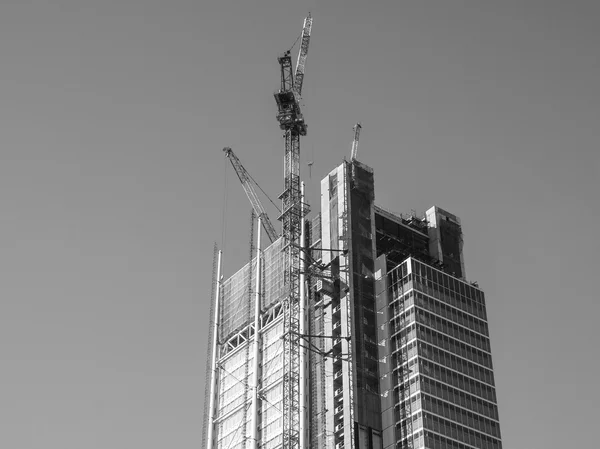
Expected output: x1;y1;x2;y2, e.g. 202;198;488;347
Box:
223;147;279;244
350;123;362;160
273;13;312;449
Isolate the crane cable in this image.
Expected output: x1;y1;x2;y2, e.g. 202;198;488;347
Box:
245;169;281;213
287;29;303;55
221;156;228;253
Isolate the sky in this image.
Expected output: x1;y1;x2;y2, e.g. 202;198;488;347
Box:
1;0;598;448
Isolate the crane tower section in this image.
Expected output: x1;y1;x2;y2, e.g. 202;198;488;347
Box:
274;13;312;449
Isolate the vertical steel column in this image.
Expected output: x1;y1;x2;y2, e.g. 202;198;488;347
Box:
250;219;263;447
281;128;302;449
341;163;356;449
403;259;414;449
299;183;307;449
206;250;223;449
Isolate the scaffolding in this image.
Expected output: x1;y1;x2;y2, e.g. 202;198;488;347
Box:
241;212;255;448
340;162;356;449
208;234;290;449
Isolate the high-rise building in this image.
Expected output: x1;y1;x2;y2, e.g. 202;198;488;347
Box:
203;159;503;449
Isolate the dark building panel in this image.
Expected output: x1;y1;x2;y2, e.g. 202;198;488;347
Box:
374;207;434;273
348;161;381;430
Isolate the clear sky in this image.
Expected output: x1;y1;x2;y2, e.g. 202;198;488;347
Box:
1;1;598;448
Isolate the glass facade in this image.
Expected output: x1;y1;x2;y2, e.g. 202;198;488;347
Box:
206;158;503;449
211;236;287;449
220;238;286;342
213;314;285;449
215;347;254;449
377;258;502;449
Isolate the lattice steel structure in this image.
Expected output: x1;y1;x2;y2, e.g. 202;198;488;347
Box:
273;13;312;449
205;157;505;449
205;11;505;444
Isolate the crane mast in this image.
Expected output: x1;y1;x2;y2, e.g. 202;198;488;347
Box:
273;12;312;449
223;147;279;244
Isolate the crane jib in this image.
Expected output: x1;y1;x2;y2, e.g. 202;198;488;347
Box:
223;147;279;243
294;13;313;98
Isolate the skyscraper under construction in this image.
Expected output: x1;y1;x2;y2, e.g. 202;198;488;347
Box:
203;158;503;449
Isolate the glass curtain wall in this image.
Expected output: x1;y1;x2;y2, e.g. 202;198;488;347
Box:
381;258;503;449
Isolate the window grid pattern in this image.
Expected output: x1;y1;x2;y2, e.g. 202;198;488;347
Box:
216;346;254;449
412;260;487;321
220;238;286;342
220;260;256;341
217;346;254;417
415;305;491;352
417;339;495;385
386;258;502;449
214;320;284;449
259;321;285;448
422;393;501;438
216;408;252;449
410;258;502;448
420;375;499;421
421;412;501;449
262;237;285;310
418;325;492;369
